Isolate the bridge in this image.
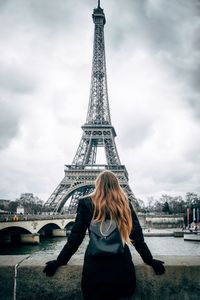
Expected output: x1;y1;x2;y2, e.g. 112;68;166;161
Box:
0;212;184;244
0;215;75;244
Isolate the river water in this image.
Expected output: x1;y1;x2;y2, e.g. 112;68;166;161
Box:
0;236;200;257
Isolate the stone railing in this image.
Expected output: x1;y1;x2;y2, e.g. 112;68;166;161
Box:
0;254;200;300
0;214;76;222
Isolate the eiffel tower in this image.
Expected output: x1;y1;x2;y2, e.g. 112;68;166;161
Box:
44;0;138;213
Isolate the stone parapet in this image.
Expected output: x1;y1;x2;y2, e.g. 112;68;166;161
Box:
0;254;200;300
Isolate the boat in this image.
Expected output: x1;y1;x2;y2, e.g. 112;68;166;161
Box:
184;233;200;242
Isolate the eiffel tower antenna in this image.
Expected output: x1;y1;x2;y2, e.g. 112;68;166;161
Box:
44;3;138;213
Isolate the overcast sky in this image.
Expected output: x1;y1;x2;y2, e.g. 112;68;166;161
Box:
0;0;200;204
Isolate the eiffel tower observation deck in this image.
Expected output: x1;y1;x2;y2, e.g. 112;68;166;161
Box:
44;1;139;213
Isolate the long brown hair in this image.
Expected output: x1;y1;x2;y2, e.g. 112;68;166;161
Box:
91;170;132;244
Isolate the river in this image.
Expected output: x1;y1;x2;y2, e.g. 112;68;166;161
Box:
0;236;200;257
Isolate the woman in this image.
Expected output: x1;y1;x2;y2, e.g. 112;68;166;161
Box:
43;170;165;300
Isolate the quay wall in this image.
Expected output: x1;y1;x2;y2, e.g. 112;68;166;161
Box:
138;214;184;229
0;254;200;300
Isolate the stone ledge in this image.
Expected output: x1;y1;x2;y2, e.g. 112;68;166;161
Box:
0;255;200;300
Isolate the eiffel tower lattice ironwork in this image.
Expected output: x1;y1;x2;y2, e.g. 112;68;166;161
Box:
44;1;138;213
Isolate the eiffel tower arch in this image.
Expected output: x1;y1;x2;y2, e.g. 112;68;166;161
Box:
44;1;139;213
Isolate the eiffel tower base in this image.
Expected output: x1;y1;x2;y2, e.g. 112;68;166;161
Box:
45;165;138;214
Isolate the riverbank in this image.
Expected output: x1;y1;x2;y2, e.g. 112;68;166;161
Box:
143;228;175;237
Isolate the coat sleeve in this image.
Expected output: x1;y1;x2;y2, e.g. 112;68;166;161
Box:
129;202;153;265
56;199;88;266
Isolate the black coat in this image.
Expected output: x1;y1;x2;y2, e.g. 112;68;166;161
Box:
57;197;153;300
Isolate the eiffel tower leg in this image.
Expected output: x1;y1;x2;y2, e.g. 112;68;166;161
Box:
44;182;71;212
72;135;90;165
84;139;98;165
72;134;98;165
44;181;68;210
45;167;98;213
104;137;121;165
45;184;92;213
67;186;94;214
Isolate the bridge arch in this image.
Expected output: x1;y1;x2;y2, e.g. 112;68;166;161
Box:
65;221;75;235
0;223;33;234
0;226;32;244
38;223;61;237
0;226;31;234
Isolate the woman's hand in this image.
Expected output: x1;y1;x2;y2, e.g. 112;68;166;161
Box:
149;259;165;275
43;260;59;277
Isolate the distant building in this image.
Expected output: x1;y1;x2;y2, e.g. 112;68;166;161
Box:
16;205;25;215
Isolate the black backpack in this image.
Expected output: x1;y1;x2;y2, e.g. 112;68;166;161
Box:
87;219;124;257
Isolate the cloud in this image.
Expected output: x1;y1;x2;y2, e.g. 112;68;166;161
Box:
0;99;20;149
0;61;36;93
0;0;200;204
106;0;200;120
0;61;37;150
